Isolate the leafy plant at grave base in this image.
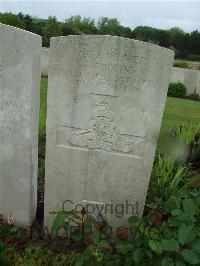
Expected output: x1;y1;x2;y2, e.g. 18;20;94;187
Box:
15;245;78;266
169;123;200;163
0;214;21;265
148;154;189;203
70;187;200;266
50;208;118;265
49;207;112;244
168;82;187;98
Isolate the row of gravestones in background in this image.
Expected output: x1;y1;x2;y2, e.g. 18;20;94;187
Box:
0;23;174;230
41;47;200;96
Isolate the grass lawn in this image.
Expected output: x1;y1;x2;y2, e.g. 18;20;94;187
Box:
39;77;200;139
160;97;200;132
39;78;48;137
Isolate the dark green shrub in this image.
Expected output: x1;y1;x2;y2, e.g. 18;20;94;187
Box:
187;54;200;62
188;92;200;101
173;60;188;68
168;82;187;98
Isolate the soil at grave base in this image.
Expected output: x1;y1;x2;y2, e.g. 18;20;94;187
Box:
17;226;85;255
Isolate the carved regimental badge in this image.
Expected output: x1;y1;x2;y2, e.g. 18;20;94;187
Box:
67;96;135;153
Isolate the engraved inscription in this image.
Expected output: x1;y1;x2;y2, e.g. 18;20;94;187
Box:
0;99;27;132
67;96;135;153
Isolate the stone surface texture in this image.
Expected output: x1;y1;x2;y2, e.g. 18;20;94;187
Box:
45;35;174;229
41;47;49;76
170;67;200;95
0;24;41;226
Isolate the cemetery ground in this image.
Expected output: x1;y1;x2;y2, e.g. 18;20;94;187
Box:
0;77;200;265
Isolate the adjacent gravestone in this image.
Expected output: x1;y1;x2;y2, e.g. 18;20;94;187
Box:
170;67;185;84
170;67;200;95
41;47;49;76
45;35;174;229
184;69;200;95
0;24;41;226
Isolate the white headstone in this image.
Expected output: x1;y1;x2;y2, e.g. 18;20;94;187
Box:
41;47;49;76
170;67;185;84
0;24;41;226
170;67;200;95
45;35;174;229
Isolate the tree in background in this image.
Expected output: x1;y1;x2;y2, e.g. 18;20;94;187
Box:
132;26;170;47
0;11;199;60
42;16;63;46
97;17;131;37
167;27;188;57
188;30;200;60
63;15;97;35
132;26;153;42
0;12;25;29
18;12;34;32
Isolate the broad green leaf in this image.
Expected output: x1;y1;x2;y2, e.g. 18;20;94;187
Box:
181;249;200;265
182;198;197;217
138;223;145;233
132;248;143;263
149;239;163;254
161;257;174;266
167;216;180;227
186;226;200;243
150;227;160;240
51;211;69;235
178;224;193;244
161;239;179;252
116;241;134;255
191;239;200;254
164;196;181;213
171;209;182;216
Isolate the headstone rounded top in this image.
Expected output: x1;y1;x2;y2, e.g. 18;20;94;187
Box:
0;22;41;39
50;34;174;56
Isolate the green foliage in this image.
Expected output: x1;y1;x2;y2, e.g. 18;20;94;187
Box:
73;188;200;266
187;54;200;62
0;216;21;265
169;122;200;146
63;15;97;35
97;17;131;38
39;103;46;138
173;60;188;68
15;245;78;266
39;78;47;138
0;12;25;29
1;11;200;58
168;82;187;98
132;26;170;47
169;123;200;162
50;208;112;242
42;16;63;46
149;155;189;200
188;92;200;101
167;27;187;57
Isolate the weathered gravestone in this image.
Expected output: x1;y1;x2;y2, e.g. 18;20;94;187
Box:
41;47;49;77
170;67;200;95
45;35;174;229
0;24;41;226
